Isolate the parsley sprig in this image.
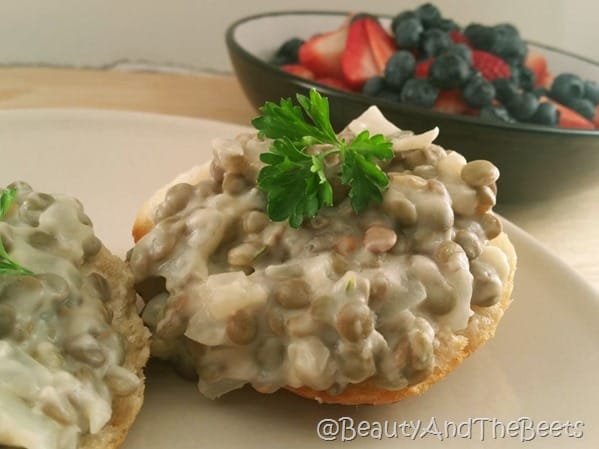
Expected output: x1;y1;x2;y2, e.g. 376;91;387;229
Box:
253;89;393;228
0;187;33;276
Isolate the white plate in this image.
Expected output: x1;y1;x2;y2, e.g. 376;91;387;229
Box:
1;109;598;449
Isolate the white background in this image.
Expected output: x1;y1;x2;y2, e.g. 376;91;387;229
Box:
0;0;597;72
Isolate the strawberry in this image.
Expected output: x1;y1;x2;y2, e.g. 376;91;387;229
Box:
314;77;354;92
525;50;549;87
341;18;380;89
415;58;433;78
541;97;595;129
449;30;471;46
433;89;476;115
595;104;599;128
281;64;314;80
363;18;396;71
472;50;511;81
299;25;348;78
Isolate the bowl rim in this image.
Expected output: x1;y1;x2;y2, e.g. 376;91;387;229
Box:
225;9;599;137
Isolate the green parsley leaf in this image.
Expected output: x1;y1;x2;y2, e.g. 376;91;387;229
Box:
254;89;393;227
0;187;33;276
0;187;16;219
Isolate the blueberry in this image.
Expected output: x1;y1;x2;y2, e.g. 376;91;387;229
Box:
550;73;585;104
567;98;595;120
420;29;452;57
448;43;472;64
362;76;386;97
415;3;441;28
429;53;471;88
394;17;424;49
490;24;525;63
464;24;495;51
584;80;599;105
391;11;417;34
462;75;496;108
431;18;460;32
480;105;515;123
400;78;439;107
529;102;559;126
270;38;304;65
505;92;539;121
384;51;416;90
493;78;519;104
514;66;536;91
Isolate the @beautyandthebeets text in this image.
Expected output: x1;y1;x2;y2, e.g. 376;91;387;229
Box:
316;416;584;442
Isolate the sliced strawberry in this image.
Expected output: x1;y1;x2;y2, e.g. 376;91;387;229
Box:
341;18;379;89
299;25;348;78
415;58;433;78
434;89;473;114
314;77;354;92
281;64;314;80
541;97;595;129
449;30;471;46
537;71;553;89
363;18;396;71
472;50;511;81
525;50;548;87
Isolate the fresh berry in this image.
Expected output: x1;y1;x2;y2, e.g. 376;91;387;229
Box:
415;3;441;28
393;17;423;49
541;97;595;129
281;64;314;80
550;73;585;104
512;66;536;91
449;43;473;64
299;26;348;78
537;71;554;89
462;75;496;108
490;24;526;66
584;80;599;105
471;50;511;81
391;11;417;34
449;30;470;45
384;51;416;90
362;76;386;96
341;18;379;89
429;52;471;88
492;78;519;103
529;102;559;126
420;29;453;57
480;105;515;123
315;77;352;91
432;18;460;32
433;89;472;114
271;38;304;65
594;104;599;128
525;50;549;87
364;17;397;70
566;98;595;121
400;78;439;107
464;24;496;50
505;92;539;121
415;58;433;78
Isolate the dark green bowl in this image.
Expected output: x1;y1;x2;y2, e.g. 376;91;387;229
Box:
226;10;599;203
